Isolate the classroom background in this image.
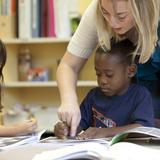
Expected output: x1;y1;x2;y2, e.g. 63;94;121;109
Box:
0;0;96;130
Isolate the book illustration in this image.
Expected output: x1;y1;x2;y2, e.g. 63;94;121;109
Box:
110;133;128;146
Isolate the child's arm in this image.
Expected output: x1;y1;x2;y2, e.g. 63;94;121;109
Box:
77;123;142;139
0;118;37;136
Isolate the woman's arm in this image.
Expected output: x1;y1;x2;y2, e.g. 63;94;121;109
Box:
56;0;98;137
57;52;87;137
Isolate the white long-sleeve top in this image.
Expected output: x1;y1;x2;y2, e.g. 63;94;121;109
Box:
67;0;99;59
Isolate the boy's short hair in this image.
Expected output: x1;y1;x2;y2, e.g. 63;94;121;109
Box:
96;39;136;65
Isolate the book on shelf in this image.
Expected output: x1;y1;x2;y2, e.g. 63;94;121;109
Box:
31;0;40;38
32;126;160;160
54;0;71;38
47;0;56;37
18;0;32;38
0;129;55;151
40;0;48;37
17;0;74;39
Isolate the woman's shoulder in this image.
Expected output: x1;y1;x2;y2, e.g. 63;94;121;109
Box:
79;0;98;22
67;0;99;58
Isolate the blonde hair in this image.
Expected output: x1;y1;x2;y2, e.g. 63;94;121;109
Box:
96;0;160;63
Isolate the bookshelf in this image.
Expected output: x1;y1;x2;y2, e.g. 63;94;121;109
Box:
2;0;96;110
5;81;97;88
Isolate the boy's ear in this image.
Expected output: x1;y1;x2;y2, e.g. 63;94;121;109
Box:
127;64;137;78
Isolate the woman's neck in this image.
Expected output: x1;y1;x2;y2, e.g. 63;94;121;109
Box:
120;27;138;45
126;27;138;44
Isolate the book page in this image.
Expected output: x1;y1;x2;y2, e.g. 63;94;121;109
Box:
0;143;60;160
0;130;47;150
124;126;160;137
32;141;160;160
32;142;108;160
110;127;160;145
40;137;110;147
107;142;160;160
0;135;37;150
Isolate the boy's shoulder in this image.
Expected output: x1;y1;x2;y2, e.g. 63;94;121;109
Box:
129;83;151;96
130;83;149;90
87;85;150;96
85;87;102;98
86;85;151;101
88;87;101;94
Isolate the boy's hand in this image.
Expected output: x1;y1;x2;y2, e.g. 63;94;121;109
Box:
54;121;69;139
77;127;106;140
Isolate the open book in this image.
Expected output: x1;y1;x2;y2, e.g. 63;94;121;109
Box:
32;126;160;160
111;126;160;145
32;142;160;160
0;130;55;150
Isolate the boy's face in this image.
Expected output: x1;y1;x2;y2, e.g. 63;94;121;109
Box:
95;53;133;96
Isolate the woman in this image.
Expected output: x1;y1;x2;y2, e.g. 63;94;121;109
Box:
56;0;160;137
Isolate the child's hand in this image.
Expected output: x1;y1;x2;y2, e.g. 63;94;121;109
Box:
54;121;69;139
77;127;106;140
13;118;37;136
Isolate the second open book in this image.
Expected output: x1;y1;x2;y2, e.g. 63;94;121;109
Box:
0;129;55;150
32;126;160;160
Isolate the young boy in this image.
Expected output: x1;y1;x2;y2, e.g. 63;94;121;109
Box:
54;40;155;139
0;40;37;136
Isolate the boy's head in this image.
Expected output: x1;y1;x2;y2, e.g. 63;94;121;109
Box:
95;39;136;96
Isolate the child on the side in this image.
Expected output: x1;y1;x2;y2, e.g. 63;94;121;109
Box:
0;40;37;136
